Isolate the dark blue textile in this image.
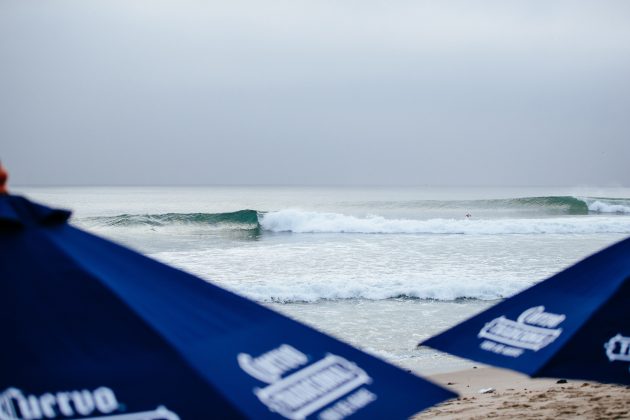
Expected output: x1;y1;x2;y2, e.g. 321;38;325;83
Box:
0;194;455;419
421;237;630;385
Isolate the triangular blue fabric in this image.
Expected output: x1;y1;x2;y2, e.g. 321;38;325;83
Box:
421;237;630;385
0;194;455;419
0;195;70;227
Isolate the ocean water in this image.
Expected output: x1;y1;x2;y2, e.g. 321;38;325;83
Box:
18;186;630;373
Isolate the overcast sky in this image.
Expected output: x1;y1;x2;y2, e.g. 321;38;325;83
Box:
2;0;629;186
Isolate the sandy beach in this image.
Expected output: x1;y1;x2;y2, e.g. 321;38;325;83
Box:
413;367;629;419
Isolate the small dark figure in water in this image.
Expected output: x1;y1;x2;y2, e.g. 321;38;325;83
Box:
465;213;472;219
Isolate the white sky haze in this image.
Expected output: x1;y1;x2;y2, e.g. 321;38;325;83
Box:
2;0;630;186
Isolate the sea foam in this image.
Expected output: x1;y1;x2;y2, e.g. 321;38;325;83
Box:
153;248;535;303
586;200;630;214
260;210;630;235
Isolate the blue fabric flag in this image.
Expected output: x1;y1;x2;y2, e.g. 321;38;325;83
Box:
0;194;455;419
421;237;630;385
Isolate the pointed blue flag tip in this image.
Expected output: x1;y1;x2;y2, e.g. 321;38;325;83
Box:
421;236;630;385
0;195;71;227
1;194;456;419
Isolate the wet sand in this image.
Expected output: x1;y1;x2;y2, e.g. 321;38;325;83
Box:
414;367;630;419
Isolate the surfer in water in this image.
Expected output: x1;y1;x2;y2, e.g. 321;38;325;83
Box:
465;213;472;219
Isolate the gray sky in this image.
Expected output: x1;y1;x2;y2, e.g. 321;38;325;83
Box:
2;0;630;186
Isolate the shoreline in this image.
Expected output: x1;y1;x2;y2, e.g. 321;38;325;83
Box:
413;366;630;419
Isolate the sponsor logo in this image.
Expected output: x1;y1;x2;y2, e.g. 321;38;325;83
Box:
238;344;308;384
0;387;179;420
478;306;566;357
238;345;375;420
604;334;630;364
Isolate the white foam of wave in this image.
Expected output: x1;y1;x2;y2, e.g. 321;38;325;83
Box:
234;278;518;303
150;228;624;304
154;253;530;303
260;209;630;235
586;200;630;214
150;236;569;304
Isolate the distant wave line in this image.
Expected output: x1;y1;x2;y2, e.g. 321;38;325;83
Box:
82;209;261;229
78;196;630;234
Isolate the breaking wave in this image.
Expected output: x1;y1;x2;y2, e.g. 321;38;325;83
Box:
79;196;630;235
83;209;260;230
584;198;630;214
364;196;630;215
229;281;523;303
509;196;588;213
153;249;537;303
259;210;630;234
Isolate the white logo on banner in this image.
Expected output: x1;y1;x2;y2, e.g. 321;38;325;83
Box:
478;306;566;357
238;345;376;420
604;334;630;373
0;387;179;420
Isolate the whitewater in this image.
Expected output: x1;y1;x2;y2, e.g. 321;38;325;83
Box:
259;210;630;235
18;186;630;373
